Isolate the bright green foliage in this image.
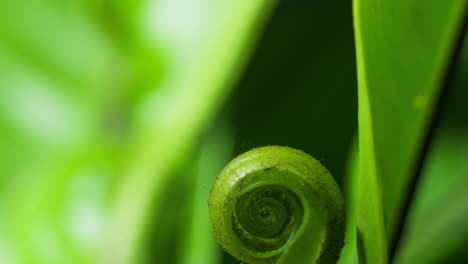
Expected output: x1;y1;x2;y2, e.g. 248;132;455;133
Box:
209;146;345;264
0;0;122;263
354;0;468;263
0;0;275;263
1;0;468;263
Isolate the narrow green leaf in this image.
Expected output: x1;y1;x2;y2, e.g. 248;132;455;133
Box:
354;0;468;262
338;140;359;264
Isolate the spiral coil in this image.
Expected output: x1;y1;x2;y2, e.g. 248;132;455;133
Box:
209;146;346;264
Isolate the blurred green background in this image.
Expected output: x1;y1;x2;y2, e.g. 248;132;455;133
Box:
0;0;467;263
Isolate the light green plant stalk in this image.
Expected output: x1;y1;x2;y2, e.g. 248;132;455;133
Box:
102;1;276;264
209;146;345;264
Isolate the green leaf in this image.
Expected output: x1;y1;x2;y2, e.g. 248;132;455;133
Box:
338;140;359;264
354;0;468;262
101;1;276;263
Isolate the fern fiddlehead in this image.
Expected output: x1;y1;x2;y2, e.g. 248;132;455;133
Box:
209;146;345;264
